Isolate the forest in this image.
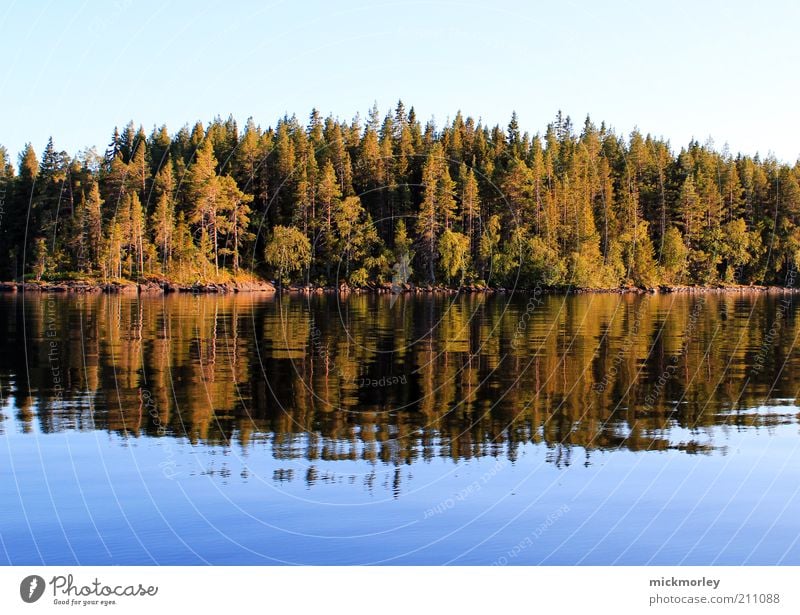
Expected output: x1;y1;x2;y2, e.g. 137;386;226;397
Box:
0;102;798;289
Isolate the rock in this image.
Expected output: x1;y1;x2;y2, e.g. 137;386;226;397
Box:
101;282;137;294
138;281;162;293
229;280;275;293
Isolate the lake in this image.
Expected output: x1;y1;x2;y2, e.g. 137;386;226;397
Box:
1;290;799;564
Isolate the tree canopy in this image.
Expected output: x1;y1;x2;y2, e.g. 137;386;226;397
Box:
0;107;796;288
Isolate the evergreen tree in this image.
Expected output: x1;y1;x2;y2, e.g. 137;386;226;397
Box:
187;138;223;272
217;174;254;274
151;192;175;273
84;181;103;270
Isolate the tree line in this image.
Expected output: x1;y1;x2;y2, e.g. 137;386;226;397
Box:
0;103;798;288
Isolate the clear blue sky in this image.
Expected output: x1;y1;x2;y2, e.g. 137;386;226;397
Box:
1;0;798;162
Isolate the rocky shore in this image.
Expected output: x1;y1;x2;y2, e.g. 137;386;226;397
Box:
1;280;798;296
279;281;800;296
0;280;276;294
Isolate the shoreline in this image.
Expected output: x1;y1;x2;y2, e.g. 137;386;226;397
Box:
2;279;799;296
0;279;277;295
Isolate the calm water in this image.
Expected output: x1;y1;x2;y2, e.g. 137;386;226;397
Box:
1;290;799;565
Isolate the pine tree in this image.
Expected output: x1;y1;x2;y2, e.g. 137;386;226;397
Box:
507;111;521;155
217;175;253;274
416;143;456;283
459;163;480;257
679;174;702;249
187;138;223;272
127;129;150;201
316;160;341;268
132;192;148;276
84;181;103;270
149;125;172;176
151;193;174;273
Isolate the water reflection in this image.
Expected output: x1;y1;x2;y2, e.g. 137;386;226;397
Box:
1;291;798;481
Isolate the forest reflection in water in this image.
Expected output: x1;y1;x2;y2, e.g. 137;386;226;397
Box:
1;290;798;477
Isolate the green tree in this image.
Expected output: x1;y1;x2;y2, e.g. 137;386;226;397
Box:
32;237;47;281
660;226;689;283
187;138;224;273
438;229;471;284
459;164;480;256
331;195;381;279
151;193;175;273
416;143;456;282
264;225;312;285
720;218;752;283
478;214;501;283
679;174;702;249
217;175;254;274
